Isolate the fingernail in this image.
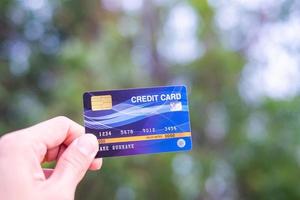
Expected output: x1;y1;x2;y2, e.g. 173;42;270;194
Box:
94;158;103;170
74;134;98;157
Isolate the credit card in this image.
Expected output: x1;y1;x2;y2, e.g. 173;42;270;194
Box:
83;85;192;158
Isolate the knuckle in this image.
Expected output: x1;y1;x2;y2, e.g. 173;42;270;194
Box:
53;116;71;124
51;116;75;133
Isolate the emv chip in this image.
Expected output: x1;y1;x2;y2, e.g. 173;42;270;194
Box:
91;95;112;111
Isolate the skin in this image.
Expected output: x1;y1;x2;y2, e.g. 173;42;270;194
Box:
0;116;102;200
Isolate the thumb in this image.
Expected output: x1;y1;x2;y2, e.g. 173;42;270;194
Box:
49;134;98;188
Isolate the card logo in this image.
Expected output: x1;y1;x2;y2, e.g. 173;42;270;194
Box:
170;101;182;111
177;139;186;148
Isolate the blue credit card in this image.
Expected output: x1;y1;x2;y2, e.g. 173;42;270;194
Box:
83;85;192;158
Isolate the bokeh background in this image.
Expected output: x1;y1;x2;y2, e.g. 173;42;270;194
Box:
1;0;300;199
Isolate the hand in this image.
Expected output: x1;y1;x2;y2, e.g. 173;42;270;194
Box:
0;116;102;200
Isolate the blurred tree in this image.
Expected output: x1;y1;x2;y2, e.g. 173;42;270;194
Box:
1;0;300;200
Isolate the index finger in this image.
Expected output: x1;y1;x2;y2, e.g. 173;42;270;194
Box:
0;116;84;167
24;116;84;149
0;116;101;173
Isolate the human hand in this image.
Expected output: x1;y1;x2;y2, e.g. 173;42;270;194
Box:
0;116;102;200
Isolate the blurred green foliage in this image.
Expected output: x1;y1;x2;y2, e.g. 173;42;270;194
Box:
1;0;300;200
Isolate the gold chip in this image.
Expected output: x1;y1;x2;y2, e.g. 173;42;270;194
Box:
91;95;112;111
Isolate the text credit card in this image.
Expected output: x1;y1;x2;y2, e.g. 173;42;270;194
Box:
83;85;192;158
